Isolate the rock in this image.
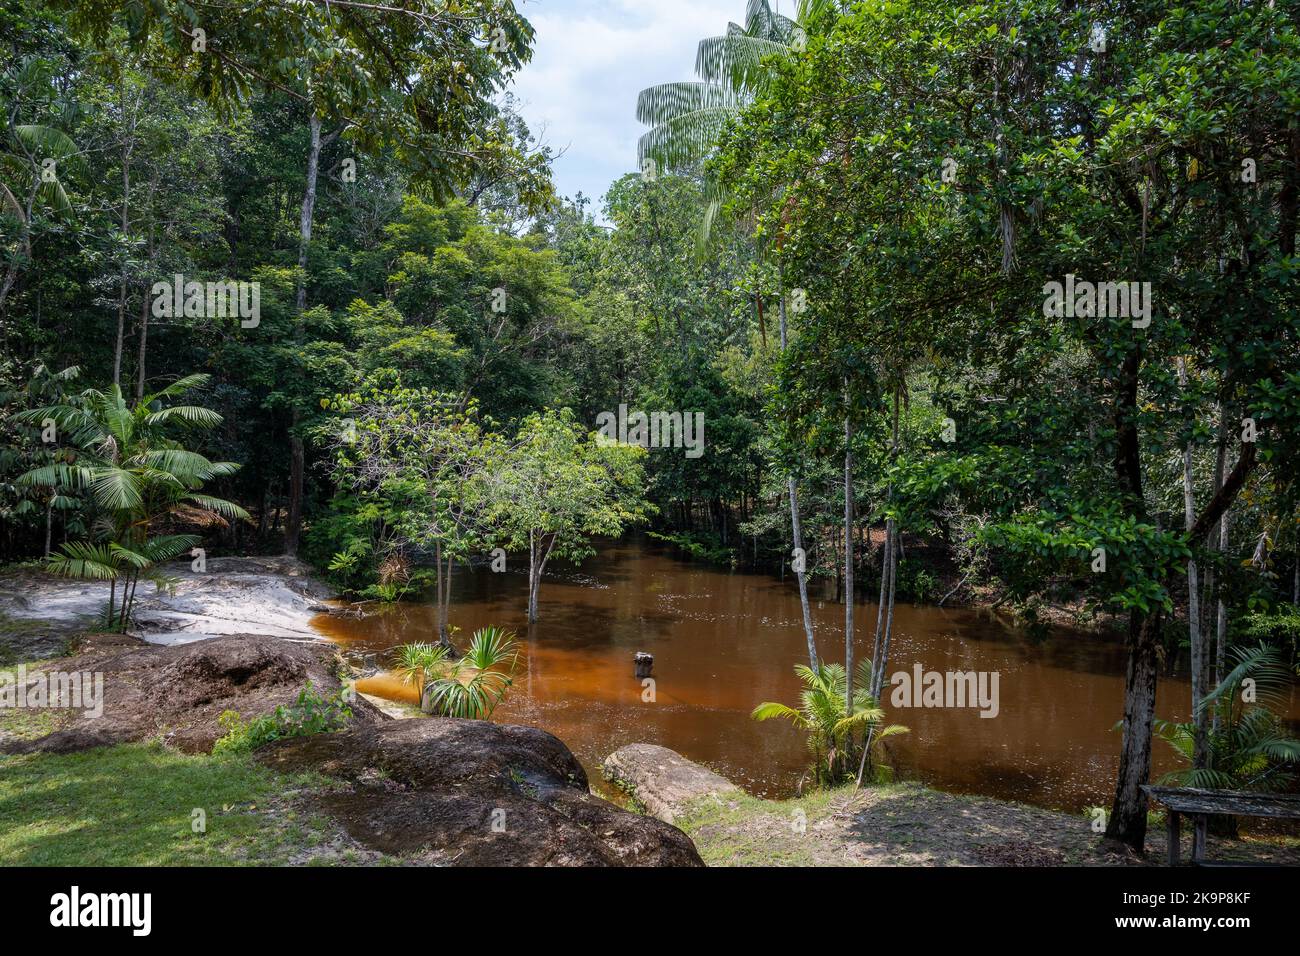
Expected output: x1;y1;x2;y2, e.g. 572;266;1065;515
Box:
603;743;742;823
257;719;704;867
0;556;335;649
634;651;653;679
1;633;385;754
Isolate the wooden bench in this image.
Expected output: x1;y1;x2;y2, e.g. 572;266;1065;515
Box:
1142;785;1300;865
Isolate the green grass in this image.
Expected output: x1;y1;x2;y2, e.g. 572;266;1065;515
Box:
0;740;368;866
673;785;882;867
0;704;59;741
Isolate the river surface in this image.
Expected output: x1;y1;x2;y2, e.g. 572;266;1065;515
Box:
312;537;1299;812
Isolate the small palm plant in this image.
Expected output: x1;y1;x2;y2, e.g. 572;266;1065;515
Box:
1155;643;1300;793
393;626;518;719
752;658;909;790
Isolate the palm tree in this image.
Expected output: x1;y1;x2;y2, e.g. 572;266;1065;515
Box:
636;2;839;672
1154;643;1300;793
635;0;835;239
393;626;519;719
636;0;827;172
11;374;248;630
752;658;908;790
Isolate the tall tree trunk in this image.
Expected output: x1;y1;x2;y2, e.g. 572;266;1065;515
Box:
285;113;324;557
779;282;818;668
1211;407;1231;733
844;389;855;711
135;174;159;402
1178;359;1207;769
135;283;149;402
871;386;902;701
1104;609;1162;849
113;147;131;388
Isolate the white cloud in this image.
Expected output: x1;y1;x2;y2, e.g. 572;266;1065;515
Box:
508;0;744;220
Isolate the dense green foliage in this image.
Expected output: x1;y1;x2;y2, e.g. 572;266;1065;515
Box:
2;0;1298;857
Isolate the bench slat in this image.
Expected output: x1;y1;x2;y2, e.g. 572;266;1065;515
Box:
1143;785;1300;819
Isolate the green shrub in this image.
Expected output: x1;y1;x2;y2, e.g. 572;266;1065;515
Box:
213;681;353;754
894;560;937;602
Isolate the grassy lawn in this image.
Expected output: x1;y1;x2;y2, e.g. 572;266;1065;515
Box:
0;741;380;866
673;786;864;867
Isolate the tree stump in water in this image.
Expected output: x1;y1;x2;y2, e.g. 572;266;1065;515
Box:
634;652;654;679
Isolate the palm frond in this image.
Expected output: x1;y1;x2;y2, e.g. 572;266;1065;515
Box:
184;493;251;522
144;373;210;403
46;541;120;580
88;467;143;512
143;405;224;428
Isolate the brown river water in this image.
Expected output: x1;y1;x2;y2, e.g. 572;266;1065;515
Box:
312;537;1299;812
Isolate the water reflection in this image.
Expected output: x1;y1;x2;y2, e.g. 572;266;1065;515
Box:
312;538;1298;811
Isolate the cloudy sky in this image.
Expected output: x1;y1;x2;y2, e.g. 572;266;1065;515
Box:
507;0;744;220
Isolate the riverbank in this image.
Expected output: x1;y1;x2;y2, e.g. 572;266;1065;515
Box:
0;556;333;663
6;557;1295;867
0;615;700;865
603;744;1300;867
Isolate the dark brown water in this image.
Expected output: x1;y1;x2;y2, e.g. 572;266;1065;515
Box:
312;538;1298;812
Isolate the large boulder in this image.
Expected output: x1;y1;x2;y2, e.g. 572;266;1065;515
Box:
603;743;742;823
1;632;384;754
257;719;705;867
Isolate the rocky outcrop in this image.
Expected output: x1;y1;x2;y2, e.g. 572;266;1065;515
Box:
1;632;384;754
0;556;334;648
2;622;706;866
258;719;705;866
603;743;741;823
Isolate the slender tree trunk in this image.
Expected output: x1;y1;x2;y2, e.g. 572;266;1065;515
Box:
1178;359;1207;769
113;153;130;388
844;390;855;712
1211;408;1231;733
135;177;158;403
285;113;324;557
871;387;902;701
135;287;149;402
779;282;817;668
527;533;543;624
440;551;453;647
435;539;450;647
44;497;53;558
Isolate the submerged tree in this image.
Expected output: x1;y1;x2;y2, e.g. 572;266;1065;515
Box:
489;408;652;623
325;376;499;645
